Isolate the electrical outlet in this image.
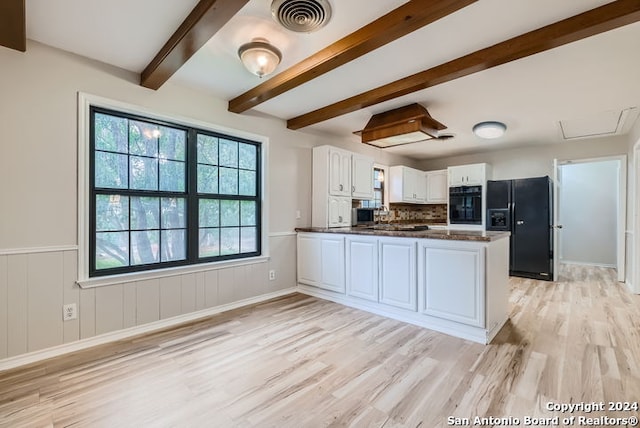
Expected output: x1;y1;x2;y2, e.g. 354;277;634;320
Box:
63;303;77;321
269;270;276;281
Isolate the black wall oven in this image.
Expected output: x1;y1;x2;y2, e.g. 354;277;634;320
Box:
449;185;482;225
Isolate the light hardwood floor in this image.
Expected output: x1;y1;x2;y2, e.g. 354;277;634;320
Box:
1;264;639;427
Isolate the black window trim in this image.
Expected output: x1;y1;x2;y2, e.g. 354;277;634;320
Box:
89;105;262;278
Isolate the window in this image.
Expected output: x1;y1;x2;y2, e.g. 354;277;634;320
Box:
361;167;385;208
90;106;261;277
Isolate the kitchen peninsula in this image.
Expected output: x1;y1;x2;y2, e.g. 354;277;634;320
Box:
295;226;511;344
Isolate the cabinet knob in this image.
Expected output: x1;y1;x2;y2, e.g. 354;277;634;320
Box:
352;186;355;192
338;216;343;222
339;184;343;191
516;220;525;225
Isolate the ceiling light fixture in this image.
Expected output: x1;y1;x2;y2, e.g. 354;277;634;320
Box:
472;121;507;139
238;38;282;78
355;103;447;148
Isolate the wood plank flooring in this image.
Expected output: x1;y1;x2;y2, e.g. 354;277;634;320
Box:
1;264;639;427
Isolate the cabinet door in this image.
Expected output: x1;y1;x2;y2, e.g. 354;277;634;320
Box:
426;170;448;203
338;197;351;226
420;241;485;327
402;167;415;201
464;164;485;185
448;166;464;186
297;234;322;286
328;196;350;227
346;237;379;301
379;238;417;311
351;154;374;199
414;170;426;202
329;149;351;196
321;236;346;293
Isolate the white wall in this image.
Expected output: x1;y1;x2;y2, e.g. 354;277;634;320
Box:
559;160;618;266
0;41;417;361
419;136;629;180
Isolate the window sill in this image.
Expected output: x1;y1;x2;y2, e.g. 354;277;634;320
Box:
77;255;270;289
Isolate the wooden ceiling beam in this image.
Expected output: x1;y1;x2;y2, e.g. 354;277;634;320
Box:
287;0;640;130
228;0;478;114
0;0;26;52
141;0;249;90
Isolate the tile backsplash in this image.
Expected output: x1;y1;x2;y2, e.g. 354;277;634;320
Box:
380;203;447;224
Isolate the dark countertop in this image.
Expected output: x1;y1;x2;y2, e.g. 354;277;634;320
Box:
295;226;510;242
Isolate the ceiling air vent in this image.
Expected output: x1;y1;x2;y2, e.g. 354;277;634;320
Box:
271;0;332;33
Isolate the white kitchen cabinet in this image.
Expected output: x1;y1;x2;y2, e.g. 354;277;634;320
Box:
425;169;448;203
346;236;379;302
328;148;352;196
297;233;345;293
351;154;374;200
418;239;485;327
389;165;426;203
379;238;417;311
313;145;375;227
328;196;351;227
448;163;490;186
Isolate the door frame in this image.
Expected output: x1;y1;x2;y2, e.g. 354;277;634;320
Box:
632;140;640;293
553;155;627;282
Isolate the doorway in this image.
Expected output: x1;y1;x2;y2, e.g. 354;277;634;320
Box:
553;156;626;282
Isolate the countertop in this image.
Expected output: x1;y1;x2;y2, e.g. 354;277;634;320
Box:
295;225;510;242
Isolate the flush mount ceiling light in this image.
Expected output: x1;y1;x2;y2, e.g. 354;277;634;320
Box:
238;38;282;78
354;103;448;148
472;121;507;139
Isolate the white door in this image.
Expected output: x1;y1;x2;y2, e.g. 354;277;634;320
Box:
552;159;560;281
329;149;351;196
414;170;426;203
402;167;415;201
346;237;379;302
338;197;351;226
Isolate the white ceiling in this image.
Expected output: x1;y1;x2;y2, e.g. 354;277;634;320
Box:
26;0;640;160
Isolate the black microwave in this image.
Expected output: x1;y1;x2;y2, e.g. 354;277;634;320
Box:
352;208;375;226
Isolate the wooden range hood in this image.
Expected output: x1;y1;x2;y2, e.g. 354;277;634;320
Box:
357;103;446;148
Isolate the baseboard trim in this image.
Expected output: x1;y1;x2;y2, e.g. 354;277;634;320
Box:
560;260;616;268
0;287;297;372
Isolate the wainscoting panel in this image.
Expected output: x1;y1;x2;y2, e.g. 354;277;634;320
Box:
95;284;124;335
7;254;28;357
0;234;298;364
0;255;7;359
62;251;80;344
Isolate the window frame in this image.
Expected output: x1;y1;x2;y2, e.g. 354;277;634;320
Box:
78;93;269;287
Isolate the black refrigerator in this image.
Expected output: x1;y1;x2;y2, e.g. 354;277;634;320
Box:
486;176;553;280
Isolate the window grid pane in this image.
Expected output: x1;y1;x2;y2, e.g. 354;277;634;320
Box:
91;108;260;276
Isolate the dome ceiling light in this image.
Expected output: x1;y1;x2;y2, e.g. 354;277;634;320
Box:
472;121;507;139
238;38;282;78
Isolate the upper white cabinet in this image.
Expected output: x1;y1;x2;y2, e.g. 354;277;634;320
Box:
389;166;426;204
313;145;375;227
328;148;352;197
351;154;374;200
448;163;490;186
425;169;448;204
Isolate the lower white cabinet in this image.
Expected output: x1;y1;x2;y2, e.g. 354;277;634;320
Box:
418;240;485;327
297;234;345;293
379;238;417;311
346;236;379;302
